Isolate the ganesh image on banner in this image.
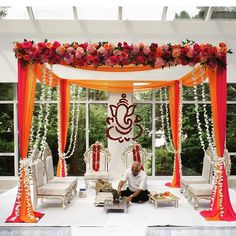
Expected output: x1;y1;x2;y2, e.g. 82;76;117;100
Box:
106;94;143;143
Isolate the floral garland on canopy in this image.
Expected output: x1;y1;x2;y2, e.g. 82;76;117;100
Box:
13;39;231;68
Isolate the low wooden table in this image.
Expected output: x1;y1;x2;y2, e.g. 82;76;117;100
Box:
149;193;180;208
104;199;129;213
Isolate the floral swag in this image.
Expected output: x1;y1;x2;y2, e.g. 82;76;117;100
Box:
14;39;232;68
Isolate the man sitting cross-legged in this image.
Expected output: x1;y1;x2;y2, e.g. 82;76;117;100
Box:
117;161;149;204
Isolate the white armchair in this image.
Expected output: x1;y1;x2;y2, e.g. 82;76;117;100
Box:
84;141;111;188
121;142;148;172
187;149;231;210
42;143;78;197
180;147;214;196
31;159;72;209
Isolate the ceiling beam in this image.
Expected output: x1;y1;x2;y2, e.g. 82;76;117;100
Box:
162;7;168;21
26;6;35;20
73;6;78;20
118;6;122;20
205;7;213;21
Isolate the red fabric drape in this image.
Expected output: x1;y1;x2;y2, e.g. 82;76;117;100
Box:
6;62;43;223
92;144;101;171
165;81;181;188
200;65;236;221
56;79;70;177
132;145;144;170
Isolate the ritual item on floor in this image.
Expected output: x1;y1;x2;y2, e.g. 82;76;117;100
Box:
79;188;87;198
149;191;180;208
104;199;129;213
95;191;113;206
95;179;113;195
112;189;120;204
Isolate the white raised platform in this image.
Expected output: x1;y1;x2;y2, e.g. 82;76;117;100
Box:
0;178;236;236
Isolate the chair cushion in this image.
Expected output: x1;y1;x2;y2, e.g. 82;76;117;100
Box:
181;176;208;185
38;182;71;195
84;171;108;179
188;184;213;195
49;177;77;186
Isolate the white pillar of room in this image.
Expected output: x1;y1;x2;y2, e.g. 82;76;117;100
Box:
108;92;133;180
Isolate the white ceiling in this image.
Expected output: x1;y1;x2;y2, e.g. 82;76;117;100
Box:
0;20;236;82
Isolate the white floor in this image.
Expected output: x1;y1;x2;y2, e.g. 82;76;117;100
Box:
0;179;236;235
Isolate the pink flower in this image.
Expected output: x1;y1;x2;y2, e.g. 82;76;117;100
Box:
143;45;151;55
86;44;96;54
97;46;106;55
186;49;193;58
67;46;75;54
132;44;139;54
155;58;165;67
75;47;85;59
113;49;121;56
64;55;74;64
56;45;66;56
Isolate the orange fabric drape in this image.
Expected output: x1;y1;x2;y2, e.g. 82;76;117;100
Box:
6;63;43;223
165;81;181;188
56;79;70;177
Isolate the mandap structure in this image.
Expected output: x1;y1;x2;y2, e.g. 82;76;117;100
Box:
6;40;236;222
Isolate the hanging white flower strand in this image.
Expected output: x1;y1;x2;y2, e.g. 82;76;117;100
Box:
159;88;175;153
39;65;53;154
200;65;215;152
192;66;205;152
57;81;64;176
65;85;80;159
29;64;47;159
178;81;183;177
64;84;76;156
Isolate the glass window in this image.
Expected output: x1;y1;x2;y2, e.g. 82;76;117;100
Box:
133;103;152;175
67;104;86;176
0;156;14;176
227;83;236;101
211;7;236;20
166;7;208;20
181;104;212;175
0;83;14;100
230;155;236;175
182;84;210;101
0;104;14;152
89;89;108;101
155;103;174;176
89;104;108;146
133;91;152;101
226;104;236;152
35;82;58;101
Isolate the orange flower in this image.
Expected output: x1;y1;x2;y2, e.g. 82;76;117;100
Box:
156;47;163;57
172;48;181;58
72;42;79;49
219;42;227;53
87;54;94;61
46;42;53;49
103;43;110;50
